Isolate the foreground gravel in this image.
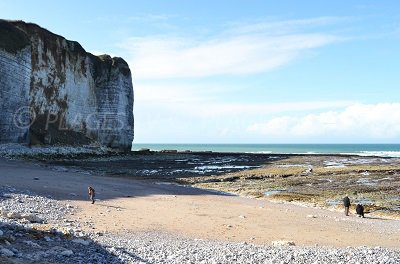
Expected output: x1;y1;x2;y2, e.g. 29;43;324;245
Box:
95;232;400;264
0;186;119;263
1;186;400;263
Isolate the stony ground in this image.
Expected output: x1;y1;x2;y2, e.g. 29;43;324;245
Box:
95;232;400;264
1;186;400;263
0;186;119;263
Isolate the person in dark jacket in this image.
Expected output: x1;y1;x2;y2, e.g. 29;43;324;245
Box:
88;186;95;204
343;195;350;216
356;204;365;218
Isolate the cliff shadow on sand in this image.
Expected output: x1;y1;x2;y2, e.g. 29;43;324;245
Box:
0;184;150;263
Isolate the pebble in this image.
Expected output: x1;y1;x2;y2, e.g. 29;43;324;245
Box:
72;239;90;246
272;240;296;246
7;212;21;219
60;249;74;256
23;240;42;248
21;213;43;223
0;248;14;257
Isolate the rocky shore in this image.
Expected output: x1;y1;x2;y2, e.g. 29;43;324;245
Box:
0;144;112;159
1;185;400;263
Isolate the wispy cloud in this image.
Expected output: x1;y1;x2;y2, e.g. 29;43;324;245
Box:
87;13;174;24
133;82;356;142
125;14;173;23
247;103;400;141
226;16;351;35
121;17;346;79
135;83;353;117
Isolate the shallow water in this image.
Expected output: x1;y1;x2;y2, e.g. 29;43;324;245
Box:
264;189;289;196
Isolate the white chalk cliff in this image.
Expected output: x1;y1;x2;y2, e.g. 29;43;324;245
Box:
0;20;134;149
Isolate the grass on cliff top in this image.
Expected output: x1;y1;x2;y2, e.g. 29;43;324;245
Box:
0;21;30;54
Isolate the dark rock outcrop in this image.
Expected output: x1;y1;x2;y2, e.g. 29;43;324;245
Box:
0;20;134;149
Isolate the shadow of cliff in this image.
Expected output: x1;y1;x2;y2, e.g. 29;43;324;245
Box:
0;218;128;263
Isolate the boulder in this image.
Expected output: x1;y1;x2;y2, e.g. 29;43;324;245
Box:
0;248;14;257
71;238;90;246
271;240;296;246
60;250;74;257
21;213;43;223
6;212;22;219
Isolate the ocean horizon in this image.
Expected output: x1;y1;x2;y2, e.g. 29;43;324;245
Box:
131;143;400;157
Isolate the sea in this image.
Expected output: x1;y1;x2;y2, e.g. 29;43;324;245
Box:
132;144;400;158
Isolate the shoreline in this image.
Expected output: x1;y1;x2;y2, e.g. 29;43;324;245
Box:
1;142;400;158
139;149;399;158
2;145;399;219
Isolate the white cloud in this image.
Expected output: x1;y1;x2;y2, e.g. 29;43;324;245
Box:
227;16;351;35
135;83;353;118
247;103;400;141
121;17;345;79
133;82;357;143
125;14;173;23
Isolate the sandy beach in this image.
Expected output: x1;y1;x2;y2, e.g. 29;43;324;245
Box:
1;156;399;250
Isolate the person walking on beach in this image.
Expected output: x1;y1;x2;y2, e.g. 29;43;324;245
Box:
343;195;350;216
356;204;365;218
88;186;95;204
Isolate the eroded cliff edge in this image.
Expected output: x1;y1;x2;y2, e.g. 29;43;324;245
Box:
0;20;134;150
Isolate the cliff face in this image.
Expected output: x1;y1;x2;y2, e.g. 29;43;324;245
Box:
0;20;134;149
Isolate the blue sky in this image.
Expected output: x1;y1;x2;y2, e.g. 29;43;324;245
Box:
2;0;400;143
